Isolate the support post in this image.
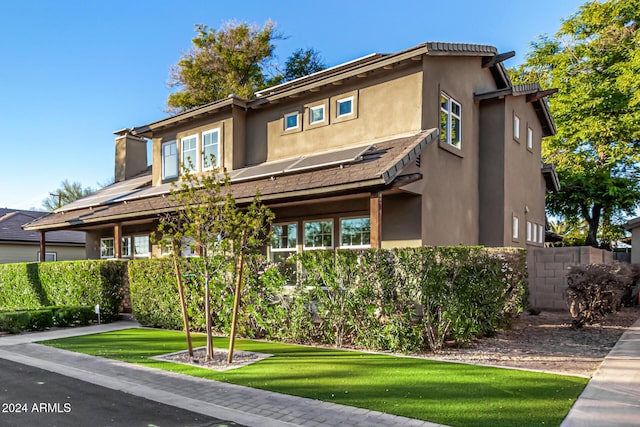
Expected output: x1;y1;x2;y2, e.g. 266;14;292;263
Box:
114;223;122;259
370;192;382;248
39;231;46;262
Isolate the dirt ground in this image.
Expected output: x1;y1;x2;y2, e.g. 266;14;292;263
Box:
423;305;640;377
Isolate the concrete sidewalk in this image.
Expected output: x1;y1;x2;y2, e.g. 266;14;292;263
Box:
561;316;640;427
0;321;442;427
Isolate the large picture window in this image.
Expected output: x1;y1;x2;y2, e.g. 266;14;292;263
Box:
340;217;370;248
100;238;114;258
304;220;333;249
133;235;150;258
440;93;461;148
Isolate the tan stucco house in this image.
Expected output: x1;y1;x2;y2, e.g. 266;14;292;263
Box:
24;42;558;260
0;208;85;263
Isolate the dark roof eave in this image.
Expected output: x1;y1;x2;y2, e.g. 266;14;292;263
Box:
624;216;640;231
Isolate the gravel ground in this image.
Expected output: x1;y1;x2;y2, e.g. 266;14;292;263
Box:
422;305;640;377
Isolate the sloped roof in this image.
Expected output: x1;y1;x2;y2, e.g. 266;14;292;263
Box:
0;209;85;244
24;129;437;231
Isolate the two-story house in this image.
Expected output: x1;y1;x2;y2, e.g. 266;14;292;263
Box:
24;42;559;260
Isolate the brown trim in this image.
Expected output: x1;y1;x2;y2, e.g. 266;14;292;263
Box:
370;192;382;248
114;223;122;259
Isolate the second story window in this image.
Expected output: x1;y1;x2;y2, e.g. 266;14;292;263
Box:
181;135;198;172
284;112;299;131
202;129;220;170
162;140;178;180
440;93;461;148
337;96;354;117
309;105;325;125
513;113;521;141
527;127;533;150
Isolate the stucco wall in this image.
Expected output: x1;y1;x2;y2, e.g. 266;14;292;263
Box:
0;243;85;264
528;246;614;310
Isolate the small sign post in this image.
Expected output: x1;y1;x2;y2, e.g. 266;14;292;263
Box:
95;304;101;325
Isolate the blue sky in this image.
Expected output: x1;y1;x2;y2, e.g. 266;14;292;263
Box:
0;0;587;210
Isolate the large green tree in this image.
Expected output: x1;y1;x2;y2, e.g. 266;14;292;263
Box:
512;0;640;248
42;180;93;211
167;21;325;113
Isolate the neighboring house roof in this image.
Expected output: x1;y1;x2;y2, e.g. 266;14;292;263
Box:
624;216;640;231
541;163;561;192
23;129;437;231
0;208;85;244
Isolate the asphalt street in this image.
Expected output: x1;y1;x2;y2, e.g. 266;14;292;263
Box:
0;358;242;427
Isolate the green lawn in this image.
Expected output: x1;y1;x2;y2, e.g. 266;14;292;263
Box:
41;328;586;427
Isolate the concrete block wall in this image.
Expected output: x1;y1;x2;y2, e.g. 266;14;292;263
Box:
528;246;614;310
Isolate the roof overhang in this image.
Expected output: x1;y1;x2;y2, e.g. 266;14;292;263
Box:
624;216;640;231
542;163;561;192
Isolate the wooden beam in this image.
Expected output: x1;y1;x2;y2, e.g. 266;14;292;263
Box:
482;51;515;68
39;231;46;262
370;192;382;248
526;88;558;103
114;223;122;259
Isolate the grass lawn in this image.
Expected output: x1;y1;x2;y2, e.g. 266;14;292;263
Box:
41;328;586;427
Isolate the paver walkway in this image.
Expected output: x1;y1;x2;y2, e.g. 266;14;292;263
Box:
0;322;443;427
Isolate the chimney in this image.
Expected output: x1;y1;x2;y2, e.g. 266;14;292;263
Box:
113;129;148;182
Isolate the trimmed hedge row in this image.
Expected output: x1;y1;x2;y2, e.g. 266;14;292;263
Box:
0;260;126;322
129;247;527;352
0;306;95;333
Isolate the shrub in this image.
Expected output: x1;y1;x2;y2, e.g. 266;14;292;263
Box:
53;306;95;327
0;311;30;333
28;309;54;331
566;263;640;327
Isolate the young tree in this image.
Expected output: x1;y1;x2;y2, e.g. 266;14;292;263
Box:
156;158;273;361
511;0;640;248
167;21;325;112
42;180;94;211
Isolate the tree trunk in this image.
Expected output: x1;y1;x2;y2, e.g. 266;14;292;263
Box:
228;231;247;363
203;248;214;360
171;242;193;358
585;204;602;248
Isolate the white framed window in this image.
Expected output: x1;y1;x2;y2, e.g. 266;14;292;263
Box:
162;140;178;180
340;217;371;248
181;134;198;172
526;221;533;242
538;224;545;244
37;252;57;262
440;93;461;148
271;222;298;261
284;112;299;130
336;96;354;118
303;219;333;250
512;216;519;240
527;127;533;150
202;128;220;170
513;114;521;141
121;236;131;258
309;105;325;125
100;238;115;258
133;235;150;258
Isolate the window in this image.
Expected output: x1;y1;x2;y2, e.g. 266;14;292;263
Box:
304;220;333;249
162;140;178;180
181;135;198;172
336;97;353;117
526;221;533;242
513;114;521;141
538;224;545;244
340;217;370;248
100;238;114;258
512;216;519;240
440;93;461;148
133;235;150;258
121;236;131;258
309;105;325;124
527;127;533;150
202;129;220;170
37;252;57;262
271;223;298;261
284;112;299;130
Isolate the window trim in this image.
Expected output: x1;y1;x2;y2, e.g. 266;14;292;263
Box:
336;96;354;118
37;251;57;262
161;140;178;180
512;215;519;241
133;234;151;259
440;92;462;149
513;113;521;142
100;237;115;259
526;126;533;151
339;216;371;249
303;219;334;250
202;128;221;171
271;222;298;252
284;112;300;131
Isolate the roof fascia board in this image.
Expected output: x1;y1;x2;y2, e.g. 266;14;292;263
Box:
382;129;437;183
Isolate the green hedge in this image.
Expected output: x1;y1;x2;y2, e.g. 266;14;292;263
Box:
129;247;528;353
0;306;95;333
0;260;126;322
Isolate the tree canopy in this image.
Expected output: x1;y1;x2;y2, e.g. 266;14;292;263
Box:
42;180;93;211
511;0;640;247
167;21;325;113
